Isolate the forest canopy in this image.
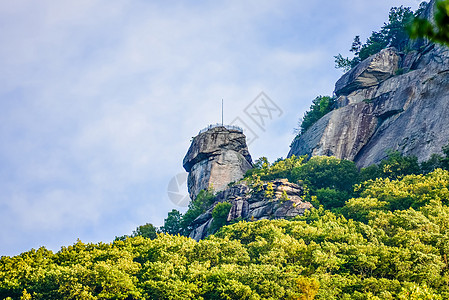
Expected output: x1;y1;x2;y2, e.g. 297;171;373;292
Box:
2;148;449;299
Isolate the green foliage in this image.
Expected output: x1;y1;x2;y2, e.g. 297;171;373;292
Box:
133;223;159;239
244;155;307;181
335;6;416;71
160;209;182;235
334;53;353;72
115;223;159;241
295;96;336;136
5;188;449;299
280;190;290;203
209;202;232;234
244;155;359;209
0;234;319;300
5;141;449;299
420;144;449;173
244;143;449;214
357;168;449;211
360;150;421;181
291;156;359;193
264;182;275;200
179;188;216;235
315;188;350;210
343;196;388;222
409;0;449;46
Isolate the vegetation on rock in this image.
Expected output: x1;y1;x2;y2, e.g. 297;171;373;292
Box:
409;0;449;46
293;95;335;140
208;202;233;234
335;5;423;72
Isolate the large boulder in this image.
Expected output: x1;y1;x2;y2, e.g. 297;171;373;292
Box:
335;48;400;96
183;126;253;200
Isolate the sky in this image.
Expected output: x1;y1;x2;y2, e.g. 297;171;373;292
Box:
0;0;423;256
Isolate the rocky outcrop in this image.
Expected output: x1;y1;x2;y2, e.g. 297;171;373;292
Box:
335;48;400;97
183;125;311;241
183;125;253;200
289;2;449;167
188;179;312;241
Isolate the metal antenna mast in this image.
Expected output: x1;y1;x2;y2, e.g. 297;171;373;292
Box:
221;99;224;126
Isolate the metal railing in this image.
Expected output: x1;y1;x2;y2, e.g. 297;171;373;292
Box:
198;123;243;135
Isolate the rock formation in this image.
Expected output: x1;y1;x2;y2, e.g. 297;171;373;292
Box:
289;1;449;167
183;126;312;241
188;179;312;241
183;125;253;200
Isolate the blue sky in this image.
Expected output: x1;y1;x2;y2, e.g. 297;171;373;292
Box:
0;0;423;256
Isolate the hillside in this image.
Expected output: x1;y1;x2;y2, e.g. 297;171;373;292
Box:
2;167;449;299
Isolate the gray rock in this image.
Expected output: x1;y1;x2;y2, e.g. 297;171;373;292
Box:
227;198;249;221
249;201;268;210
335;48;400;96
289;19;449;167
183;126;253;200
191;210;213;227
289;101;378;161
250;204;274;220
274;201;309;218
187;179;312;241
189;219;213;241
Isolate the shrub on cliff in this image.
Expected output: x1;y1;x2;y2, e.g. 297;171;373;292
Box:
179;188;216;235
208;202;232;234
294;95;335;137
409;0;449;46
335;5;419;72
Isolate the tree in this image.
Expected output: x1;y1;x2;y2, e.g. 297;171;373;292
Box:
244;155;307;182
295;96;335;136
351;168;449;211
335;6;415;71
115;222;159;241
442;143;449;169
334;54;353;72
161;209;182;235
360;150;421;181
420;153;444;174
334;36;363;72
208;202;232;234
291;156;359;193
384;6;415;50
378;150;420;179
409;0;449;46
315;188;351;209
350;36;362;55
132;223;159;239
179;188;215;235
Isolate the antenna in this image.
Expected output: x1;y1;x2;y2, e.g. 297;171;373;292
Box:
221;99;224;126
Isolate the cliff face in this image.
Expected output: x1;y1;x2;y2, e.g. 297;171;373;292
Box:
289;2;449;167
183;126;253;200
188;179;312;241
